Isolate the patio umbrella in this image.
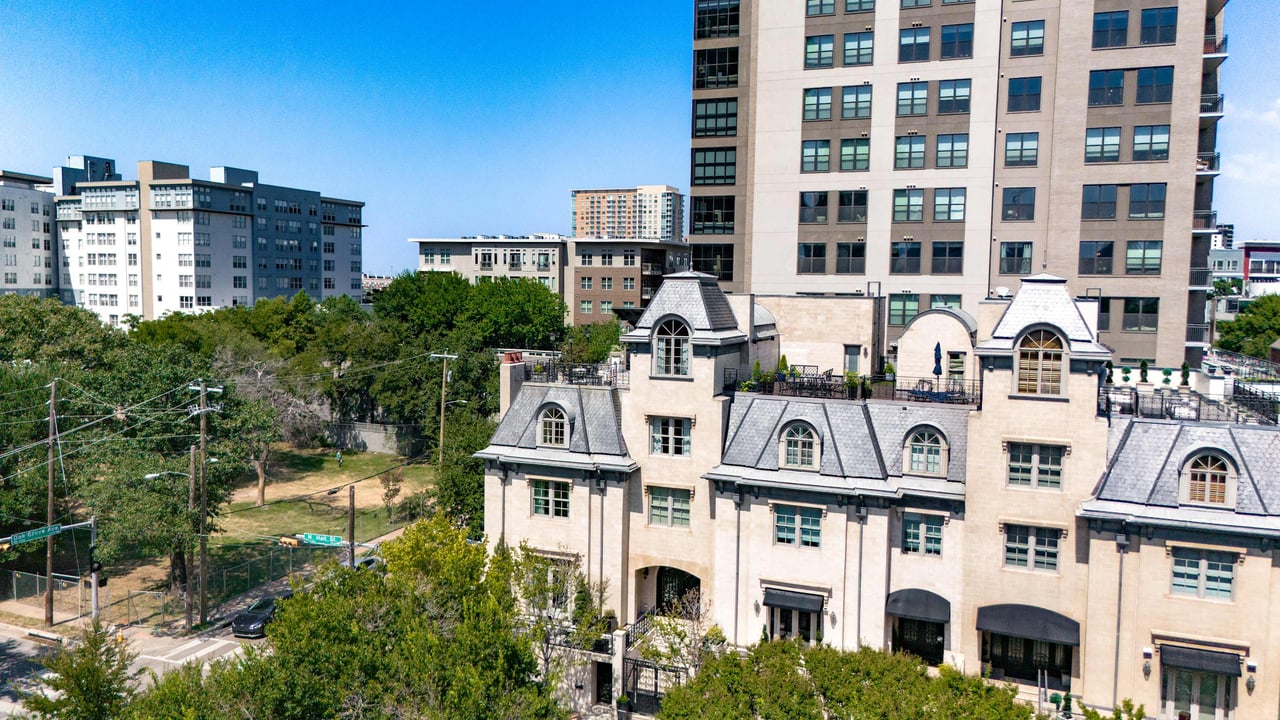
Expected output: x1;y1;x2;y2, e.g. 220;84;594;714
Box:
933;342;943;378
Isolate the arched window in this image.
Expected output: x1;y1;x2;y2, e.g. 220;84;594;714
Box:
907;428;945;476
540;407;567;447
783;424;818;469
1184;453;1232;506
1017;330;1063;395
654;319;691;376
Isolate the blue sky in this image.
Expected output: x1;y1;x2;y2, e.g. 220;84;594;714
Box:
0;1;1273;273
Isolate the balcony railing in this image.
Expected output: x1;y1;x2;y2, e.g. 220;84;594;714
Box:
508;261;522;271
1098;386;1276;425
1196;152;1221;173
479;261;493;271
1188;268;1212;288
1186;323;1210;344
641;263;664;275
525;361;628;388
729;370;980;405
1192;211;1218;231
1200;94;1225;114
536;261;551;271
1203;34;1228;55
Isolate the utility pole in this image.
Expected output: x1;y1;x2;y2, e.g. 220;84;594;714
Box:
186;444;196;632
198;380;208;626
430;353;458;465
89;517;99;622
45;379;55;627
348;485;356;570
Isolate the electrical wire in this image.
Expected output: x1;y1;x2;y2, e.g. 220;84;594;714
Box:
221;452;430;516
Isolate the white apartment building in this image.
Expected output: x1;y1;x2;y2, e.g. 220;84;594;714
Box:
54;158;364;325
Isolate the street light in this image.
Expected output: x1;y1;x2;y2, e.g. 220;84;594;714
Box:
142;449;215;631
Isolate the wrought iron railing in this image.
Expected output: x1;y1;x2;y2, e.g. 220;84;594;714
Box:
731;372;980;405
1196;152;1220;172
1188;268;1212;288
1192;211;1217;231
1201;94;1224;114
525;361;628;387
625;607;658;649
1097;386;1277;426
1203;34;1228;55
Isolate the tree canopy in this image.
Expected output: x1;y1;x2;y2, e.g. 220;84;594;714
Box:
1216;294;1280;360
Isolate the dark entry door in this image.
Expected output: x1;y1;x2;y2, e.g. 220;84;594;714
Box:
656;567;700;612
894;618;945;665
594;661;612;705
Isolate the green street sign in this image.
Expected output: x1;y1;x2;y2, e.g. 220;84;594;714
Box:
301;533;344;547
11;524;63;545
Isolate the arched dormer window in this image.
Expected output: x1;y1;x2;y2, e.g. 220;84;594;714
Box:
781;423;819;470
539;406;567;447
1181;452;1235;507
1017;330;1064;395
905;427;947;476
654;318;691;376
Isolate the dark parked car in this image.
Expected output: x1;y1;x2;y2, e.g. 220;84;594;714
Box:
231;593;290;638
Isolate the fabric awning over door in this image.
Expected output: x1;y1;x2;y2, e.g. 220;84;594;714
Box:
886;589;951;624
976;604;1080;646
762;588;824;613
1160;645;1242;676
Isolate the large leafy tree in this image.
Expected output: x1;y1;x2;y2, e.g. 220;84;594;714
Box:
1216;294;1280;359
657;641;1034;720
26;619;141;720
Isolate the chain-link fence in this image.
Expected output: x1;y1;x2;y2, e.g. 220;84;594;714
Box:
0;569;105;620
205;543;342;606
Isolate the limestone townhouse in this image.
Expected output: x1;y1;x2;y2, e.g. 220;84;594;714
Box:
480;271;1280;720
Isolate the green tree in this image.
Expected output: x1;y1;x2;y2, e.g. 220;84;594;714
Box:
462;277;566;350
373;270;472;338
1217;294;1280;359
560;320;621;363
25;619;141;720
0;295;124;368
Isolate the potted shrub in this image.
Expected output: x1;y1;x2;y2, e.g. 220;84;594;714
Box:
776;355;789;382
1139;360;1150;384
884;362;896;381
1161;367;1173;388
1050;692;1063;713
616;693;631;715
1180;361;1191;388
1121;366;1132;384
1061;692;1073;718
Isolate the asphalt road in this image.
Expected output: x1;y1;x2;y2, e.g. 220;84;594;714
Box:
0;622;256;717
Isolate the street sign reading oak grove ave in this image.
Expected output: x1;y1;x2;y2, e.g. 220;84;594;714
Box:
11;524;63;545
301;533;344;546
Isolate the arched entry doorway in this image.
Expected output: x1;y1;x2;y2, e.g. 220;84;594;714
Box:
656;567;700;613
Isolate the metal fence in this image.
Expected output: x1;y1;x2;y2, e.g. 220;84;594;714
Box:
524;361;629;387
622;657;687;716
206;544;341;606
0;570;94;619
1098;386;1278;426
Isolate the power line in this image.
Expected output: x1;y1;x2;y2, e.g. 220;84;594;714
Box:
221;451;430;516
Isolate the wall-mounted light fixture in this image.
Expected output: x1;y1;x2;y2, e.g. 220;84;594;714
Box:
753;599;760;614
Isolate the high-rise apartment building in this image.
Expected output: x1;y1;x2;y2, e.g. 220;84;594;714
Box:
687;0;1228;367
570;185;685;242
54;158;363;325
0;170;57;298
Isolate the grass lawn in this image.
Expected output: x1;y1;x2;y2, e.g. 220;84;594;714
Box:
217;447;435;544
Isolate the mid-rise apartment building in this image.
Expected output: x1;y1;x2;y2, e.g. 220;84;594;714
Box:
570;186;685;242
0;171;57;298
483;271;1278;720
54;158;363;325
409;234;690;325
687;0;1228;368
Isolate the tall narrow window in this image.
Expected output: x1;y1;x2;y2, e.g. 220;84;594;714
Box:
783;424;818;469
540;407;567;447
1017;330;1063;394
907;429;945;475
654;319;691;375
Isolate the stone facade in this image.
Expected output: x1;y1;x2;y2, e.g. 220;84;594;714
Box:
482;271;1277;719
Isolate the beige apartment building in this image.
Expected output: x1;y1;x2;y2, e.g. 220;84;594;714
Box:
688;0;1227;368
570;186;685;243
410;234;692;326
482;271;1277;719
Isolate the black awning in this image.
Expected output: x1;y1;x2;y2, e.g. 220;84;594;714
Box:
886;589;951;624
1160;645;1242;677
763;588;824;613
976;604;1080;646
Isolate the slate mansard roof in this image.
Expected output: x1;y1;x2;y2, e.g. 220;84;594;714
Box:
476;384;636;473
1081;418;1280;537
622;271;747;346
705;395;970;501
977;274;1110;359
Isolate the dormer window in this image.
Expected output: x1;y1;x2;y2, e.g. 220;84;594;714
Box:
1182;453;1235;507
906;428;947;476
1017;330;1063;394
782;423;819;470
654;318;691;376
539;407;567;447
